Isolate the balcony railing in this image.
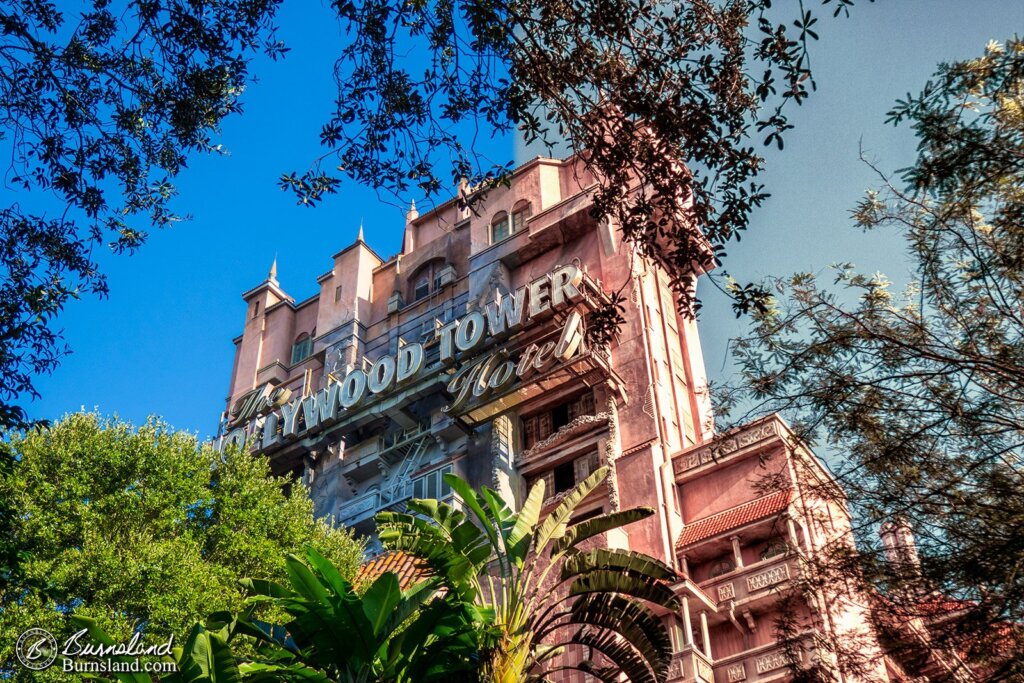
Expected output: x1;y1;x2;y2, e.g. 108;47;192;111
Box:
668;645;715;683
698;553;800;608
337;483;413;527
712;632;821;683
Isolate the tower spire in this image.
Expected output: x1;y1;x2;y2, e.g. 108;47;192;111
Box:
357;219;364;243
403;200;419;253
268;255;278;283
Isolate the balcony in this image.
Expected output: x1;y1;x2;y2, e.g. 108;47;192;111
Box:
336;483;413;529
667;645;715;683
699;553;801;615
711;634;821;683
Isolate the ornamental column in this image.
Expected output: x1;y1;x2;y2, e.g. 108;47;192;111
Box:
680;595;694;647
699;610;712;659
786;516;800;550
730;535;744;568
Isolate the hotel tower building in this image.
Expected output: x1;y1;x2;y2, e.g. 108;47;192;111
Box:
217;156;966;682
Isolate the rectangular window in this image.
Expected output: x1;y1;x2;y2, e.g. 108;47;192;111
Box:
335;285;343;302
512;210;528;233
552;403;570;430
412;465;453;500
568;393;595;420
570;507;604;525
553;461;575;493
291;337;312;364
252;301;260;319
491;217;510;243
414;278;430;301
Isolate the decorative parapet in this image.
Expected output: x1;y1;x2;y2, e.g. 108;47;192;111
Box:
726;663;746;681
754;650;789;674
337;490;382;525
515;412;609;465
674;418;781;477
695;656;713;683
666;654;684;681
746;563;790;592
717;582;736;601
667;647;714;683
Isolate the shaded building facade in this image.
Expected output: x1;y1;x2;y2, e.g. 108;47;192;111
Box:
217;156;946;682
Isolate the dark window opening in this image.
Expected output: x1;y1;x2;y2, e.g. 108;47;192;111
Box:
552;403;570;430
554;462;575;493
760;540;788;561
522;392;596;449
528;451;599;500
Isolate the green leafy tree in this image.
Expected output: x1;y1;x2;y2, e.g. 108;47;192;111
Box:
377;467;680;683
62;547;486;683
0;412;364;682
229;547;485;683
0;0;285;430
723;38;1024;680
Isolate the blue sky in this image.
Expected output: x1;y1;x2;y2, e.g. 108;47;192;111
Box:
23;1;1024;437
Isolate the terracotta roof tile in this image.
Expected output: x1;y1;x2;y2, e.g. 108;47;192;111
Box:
676;489;792;549
356;551;431;591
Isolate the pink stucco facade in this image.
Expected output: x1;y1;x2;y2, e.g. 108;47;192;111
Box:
218;155;934;682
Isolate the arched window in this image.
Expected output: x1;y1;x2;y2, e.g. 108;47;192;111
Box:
291;333;312;364
760;540;788;561
511;200;531;234
490;211;511;244
708;558;735;579
408;259;449;302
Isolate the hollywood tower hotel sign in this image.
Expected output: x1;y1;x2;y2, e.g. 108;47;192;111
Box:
218;156;922;682
221;263;590;452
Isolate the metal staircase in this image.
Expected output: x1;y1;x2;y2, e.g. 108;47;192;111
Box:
380;432;431;511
